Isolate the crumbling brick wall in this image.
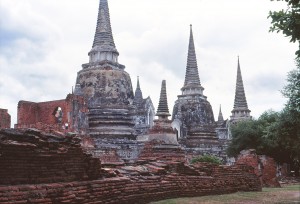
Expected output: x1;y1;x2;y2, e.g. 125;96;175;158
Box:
17;101;41;125
0;109;11;129
0;129;101;185
16;94;87;133
236;149;281;187
0;129;262;204
0;162;261;204
16;100;67;128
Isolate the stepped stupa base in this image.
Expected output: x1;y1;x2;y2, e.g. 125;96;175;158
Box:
88;107;136;140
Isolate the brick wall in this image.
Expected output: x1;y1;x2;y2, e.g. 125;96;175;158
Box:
0;129;261;204
16;94;87;133
17;101;39;125
17;100;67;128
0;109;11;129
0;129;101;185
0;164;261;204
36;100;68;125
259;155;281;187
236;149;281;187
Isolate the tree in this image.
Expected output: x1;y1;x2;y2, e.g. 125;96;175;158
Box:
282;58;300;112
276;108;300;175
279;59;300;175
227;119;264;157
268;0;300;58
227;111;281;158
268;0;300;175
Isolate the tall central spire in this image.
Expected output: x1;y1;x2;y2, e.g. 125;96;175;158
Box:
88;0;120;65
181;25;204;96
93;0;115;48
184;25;201;87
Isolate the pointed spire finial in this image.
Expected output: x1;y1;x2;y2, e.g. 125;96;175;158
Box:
93;0;115;48
137;76;140;90
181;25;203;95
88;0;121;66
156;80;171;118
184;24;200;85
134;76;143;106
233;57;249;109
231;57;251;121
218;104;224;122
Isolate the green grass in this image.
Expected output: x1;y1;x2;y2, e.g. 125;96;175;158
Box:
150;185;300;204
190;155;222;165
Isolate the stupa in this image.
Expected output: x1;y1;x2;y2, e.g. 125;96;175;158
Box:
172;25;219;151
74;0;136;139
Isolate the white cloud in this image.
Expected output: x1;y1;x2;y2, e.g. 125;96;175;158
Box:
0;0;298;127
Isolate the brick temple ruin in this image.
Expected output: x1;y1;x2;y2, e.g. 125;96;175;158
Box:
0;109;10;129
0;0;264;203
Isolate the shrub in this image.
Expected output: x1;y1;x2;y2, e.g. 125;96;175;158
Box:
190;155;222;165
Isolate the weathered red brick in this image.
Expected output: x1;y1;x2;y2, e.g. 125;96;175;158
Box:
0;108;11;129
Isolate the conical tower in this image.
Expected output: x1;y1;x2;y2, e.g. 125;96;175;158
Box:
148;80;174;135
156;80;171;120
217;105;224;124
92;0;115;49
181;25;204;96
75;0;135;139
87;0;121;66
143;81;181;157
133;76;143;106
172;25;217;147
230;57;251;122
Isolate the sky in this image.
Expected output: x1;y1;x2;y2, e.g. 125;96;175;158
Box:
0;0;298;127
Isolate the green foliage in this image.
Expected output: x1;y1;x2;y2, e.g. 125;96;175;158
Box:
268;0;300;58
227;109;300;175
228;109;299;150
227;110;279;158
229;1;300;175
279;60;300;171
190;155;222;165
282;59;300;112
275;107;300;170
